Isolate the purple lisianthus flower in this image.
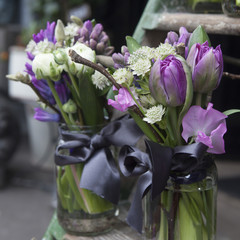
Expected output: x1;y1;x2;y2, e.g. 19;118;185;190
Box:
108;87;136;112
187;41;223;94
182;103;227;154
34;108;60;122
149;55;187;107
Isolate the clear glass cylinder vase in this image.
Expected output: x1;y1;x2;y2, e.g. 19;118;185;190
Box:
222;0;240;17
55;124;117;236
143;161;217;240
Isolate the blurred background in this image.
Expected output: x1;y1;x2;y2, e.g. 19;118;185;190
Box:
0;0;239;239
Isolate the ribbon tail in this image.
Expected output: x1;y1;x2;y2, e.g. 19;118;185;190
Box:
80;148;120;204
127;171;152;233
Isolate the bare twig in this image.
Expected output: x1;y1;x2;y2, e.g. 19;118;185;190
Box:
223;71;240;80
69;49;121;90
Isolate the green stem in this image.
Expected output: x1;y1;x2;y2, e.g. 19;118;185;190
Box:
68;71;81;99
195;92;202;106
167;107;182;146
46;79;72;126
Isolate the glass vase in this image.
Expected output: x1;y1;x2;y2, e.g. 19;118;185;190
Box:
222;0;240;17
55;124;117;236
143;161;217;240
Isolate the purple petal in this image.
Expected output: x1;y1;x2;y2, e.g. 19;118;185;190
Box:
34;108;60;122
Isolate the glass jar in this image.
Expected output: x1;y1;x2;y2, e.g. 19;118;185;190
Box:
55;124;117;236
188;0;222;13
143;161;217;240
222;0;240;17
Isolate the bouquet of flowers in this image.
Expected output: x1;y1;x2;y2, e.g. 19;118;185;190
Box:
69;25;240;239
7;16;122;232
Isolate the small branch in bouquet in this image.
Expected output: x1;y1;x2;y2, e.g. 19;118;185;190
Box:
223;71;240;80
69;49;121;90
27;82;60;114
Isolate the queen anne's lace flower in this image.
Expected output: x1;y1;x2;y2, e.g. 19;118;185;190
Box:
92;70;111;90
143;105;165;124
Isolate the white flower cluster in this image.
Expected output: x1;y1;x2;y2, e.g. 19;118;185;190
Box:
143;105;165;124
113;68;133;85
127;44;176;77
92;70;111;90
26;39;56;56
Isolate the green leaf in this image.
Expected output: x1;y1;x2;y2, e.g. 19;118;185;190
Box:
129;110;159;143
223;109;240;116
78;74;104;125
126;36;141;54
188;25;211;52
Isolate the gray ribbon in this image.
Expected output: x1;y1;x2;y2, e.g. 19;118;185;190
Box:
55;115;143;205
119;140;209;233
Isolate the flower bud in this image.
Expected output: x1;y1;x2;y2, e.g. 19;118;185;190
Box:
32;53;63;81
186;41;223;93
149;55;187;107
55;19;65;44
63;99;77;114
53;49;68;65
70;15;83;26
66;42;96;76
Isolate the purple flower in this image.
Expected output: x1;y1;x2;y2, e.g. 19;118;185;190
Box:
34;108;60;122
55;78;69;104
149;55;187;107
108;87;136;112
165;27;191;57
32;21;56;43
76;20;114;56
112;46;130;69
182;103;227;154
186;41;223;93
31;78;56;105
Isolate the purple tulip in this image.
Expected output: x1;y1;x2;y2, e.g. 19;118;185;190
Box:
182;103;227;154
149;55;187;107
34;108;60;122
108;87;136;112
187;41;223;93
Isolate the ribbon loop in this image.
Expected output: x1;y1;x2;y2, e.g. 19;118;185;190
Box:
119;140;208;233
55;115;144;205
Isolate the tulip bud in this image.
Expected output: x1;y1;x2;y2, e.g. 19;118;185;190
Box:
186;41;223;93
149;55;187;107
32;53;63;81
